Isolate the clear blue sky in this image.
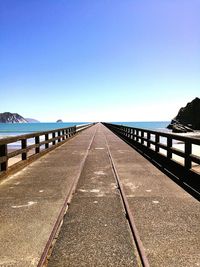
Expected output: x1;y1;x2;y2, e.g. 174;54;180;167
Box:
0;0;199;122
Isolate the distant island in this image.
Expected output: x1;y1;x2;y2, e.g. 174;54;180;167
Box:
168;97;200;132
25;118;40;123
0;112;39;123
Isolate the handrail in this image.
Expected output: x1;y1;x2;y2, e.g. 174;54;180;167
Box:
103;122;200;195
0;123;95;175
0;123;92;145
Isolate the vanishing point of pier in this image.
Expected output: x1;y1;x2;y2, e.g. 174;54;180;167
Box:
0;123;199;267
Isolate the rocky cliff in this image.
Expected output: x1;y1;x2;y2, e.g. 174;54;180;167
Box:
168;97;200;132
0;112;28;123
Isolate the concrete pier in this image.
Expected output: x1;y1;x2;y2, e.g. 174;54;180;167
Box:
0;123;199;267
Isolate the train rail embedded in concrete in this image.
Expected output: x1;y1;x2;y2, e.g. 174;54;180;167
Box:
0;123;199;267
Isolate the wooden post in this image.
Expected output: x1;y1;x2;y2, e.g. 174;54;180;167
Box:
130;129;133;139
66;129;69;138
147;132;150;148
141;131;144;145
45;134;49;149
129;128;131;138
62;130;65;140
0;144;8;171
133;129;135;141
185;140;192;169
52;132;56;145
136;130;139;142
155;133;159;152
167;137;172;159
127;128;129;138
21;139;27;160
35;136;40;154
58;131;61;142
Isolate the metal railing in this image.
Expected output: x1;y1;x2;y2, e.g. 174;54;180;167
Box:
103;123;200;195
0;123;95;176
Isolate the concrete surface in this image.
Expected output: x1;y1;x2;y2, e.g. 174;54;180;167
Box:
48;125;138;267
104;124;200;267
0;125;97;267
1;122;199;267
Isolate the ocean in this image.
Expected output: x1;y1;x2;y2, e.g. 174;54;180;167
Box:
112;121;170;131
0;121;170;138
0;122;90;138
1;121;199;151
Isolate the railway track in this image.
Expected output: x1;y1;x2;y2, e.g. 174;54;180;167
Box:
37;127;97;267
103;132;150;267
37;123;149;267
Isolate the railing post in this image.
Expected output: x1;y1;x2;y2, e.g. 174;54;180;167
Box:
0;144;8;171
125;128;128;137
155;133;159;152
21;139;27;160
132;129;135;139
128;128;131;138
66;129;69;138
122;127;125;136
141;130;144;145
147;132;150;148
136;130;139;142
62;130;65;140
185;140;192;169
45;134;49;149
167;137;172;159
130;129;133;139
120;125;123;136
58;131;61;142
52;132;56;145
35;136;40;154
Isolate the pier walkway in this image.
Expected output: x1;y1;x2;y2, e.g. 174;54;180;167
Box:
0;123;199;267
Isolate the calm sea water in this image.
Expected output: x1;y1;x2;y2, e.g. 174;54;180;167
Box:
0;121;170;138
112;121;170;131
0;122;90;137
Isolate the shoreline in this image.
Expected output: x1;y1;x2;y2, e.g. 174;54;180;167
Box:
173;131;200;139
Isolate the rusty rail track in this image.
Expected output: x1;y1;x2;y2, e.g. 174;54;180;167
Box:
37;125;98;267
37;123;150;267
103;131;150;267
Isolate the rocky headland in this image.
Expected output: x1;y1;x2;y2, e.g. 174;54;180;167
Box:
0;112;40;123
168;97;200;133
0;112;28;123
